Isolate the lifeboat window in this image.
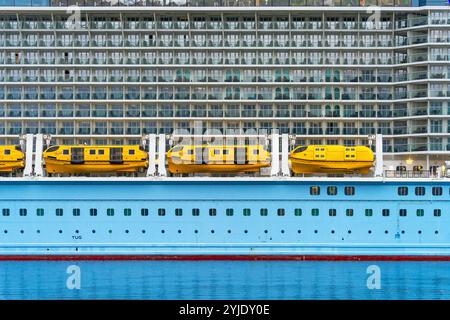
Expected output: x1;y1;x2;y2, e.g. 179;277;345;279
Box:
344;186;355;195
55;208;63;216
209;208;217;216
15;145;22;151
310;186;320;195
4;149;10;155
124;209;131;216
294;146;307;153
311;208;319;216
294;208;302;216
223;150;229;155
129;149;135;155
243;208;251;216
415;187;425;196
277;208;285;216
89;150;96;155
141;209;148;216
158;208;166;216
365;209;373;217
416;209;424;217
107;208;115;216
73;208;80;216
315;148;320;151
434;209;442;217
90;208;97;216
432;187;443;196
382;209;390;217
186;149;193;155
46;146;59;153
36;208;43;216
19;208;27;216
192;208;200;216
329;209;336;216
63;149;69;155
213;149;220;155
2;209;10;216
99;150;105;155
397;187;408;196
346;209;354;217
253;149;260;155
226;208;234;216
175;208;183;216
399;209;407;217
327;186;337;195
260;208;268;216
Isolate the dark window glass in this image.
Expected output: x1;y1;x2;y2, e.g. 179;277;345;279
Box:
209;208;217;216
346;209;354;216
124;208;131;216
344;186;355;195
416;209;424;217
310;186;320;195
434;209;442;217
243;208;251;216
294;208;302;216
398;187;408;196
365;209;373;216
311;208;319;216
382;209;390;216
89;150;96;155
329;209;337;216
175;208;182;216
415;187;425;196
277;208;285;216
55;208;63;216
226;208;234;216
327;186;337;195
192;208;200;216
20;208;27;216
260;208;268;216
107;208;115;216
73;208;80;216
141;208;149;216
432;187;443;196
129;149;135;155
158;208;166;216
2;209;10;216
90;208;97;216
399;209;407;217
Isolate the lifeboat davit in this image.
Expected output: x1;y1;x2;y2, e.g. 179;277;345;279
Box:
289;145;374;175
167;144;271;174
0;145;25;173
43;145;148;174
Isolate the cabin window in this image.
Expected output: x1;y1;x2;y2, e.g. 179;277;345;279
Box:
4;149;10;155
399;209;407;217
329;209;337;216
209;208;217;216
124;208;131;216
382;209;390;216
365;209;373;216
310;186;320;195
398;187;408;196
277;208;285;216
107;208;115;216
55;208;63;216
260;208;268;216
19;208;27;216
175;208;183;216
129;149;135;155
192;208;200;216
73;208;80;216
327;186;337;195
63;149;69;155
89;150;96;155
2;209;10;216
415;187;425;196
158;208;166;216
344;186;355;195
243;208;251;216
346;209;354;216
416;209;424;217
141;208;149;216
434;209;442;217
99;150;105;155
311;208;319;216
432;187;443;196
90;208;97;216
226;208;234;216
294;208;302;216
36;208;44;216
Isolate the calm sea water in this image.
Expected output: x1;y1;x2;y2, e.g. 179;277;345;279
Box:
0;261;449;300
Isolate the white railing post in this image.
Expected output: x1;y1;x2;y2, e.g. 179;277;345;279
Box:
146;134;157;177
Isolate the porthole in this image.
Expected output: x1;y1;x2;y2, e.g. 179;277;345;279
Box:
264;230;268;233
435;231;439;234
142;230;146;234
211;230;215;233
397;186;408;196
194;230;198;234
3;230;7;234
281;230;285;233
36;230;40;234
401;230;405;234
178;230;181;233
59;230;62;234
314;230;318;233
125;230;129;233
108;230;112;234
161;230;165;233
418;230;422;234
75;230;79;234
244;230;248;233
92;230;96;233
385;230;388;234
297;230;301;234
228;230;231;234
331;230;335;234
348;230;351;234
368;230;372;234
20;230;24;234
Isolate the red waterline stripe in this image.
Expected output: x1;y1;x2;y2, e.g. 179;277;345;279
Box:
0;255;450;261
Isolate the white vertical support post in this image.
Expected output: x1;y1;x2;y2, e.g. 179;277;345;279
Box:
34;134;44;177
23;134;34;177
281;134;290;176
374;134;383;177
270;133;280;176
146;134;157;176
157;134;167;177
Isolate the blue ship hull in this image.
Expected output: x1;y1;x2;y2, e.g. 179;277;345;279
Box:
0;178;449;260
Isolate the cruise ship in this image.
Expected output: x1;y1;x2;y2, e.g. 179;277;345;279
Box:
0;0;450;260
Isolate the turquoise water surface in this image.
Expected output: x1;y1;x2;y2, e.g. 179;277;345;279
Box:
0;261;449;300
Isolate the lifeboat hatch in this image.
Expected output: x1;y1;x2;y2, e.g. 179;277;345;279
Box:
235;147;247;164
71;148;84;164
110;148;123;164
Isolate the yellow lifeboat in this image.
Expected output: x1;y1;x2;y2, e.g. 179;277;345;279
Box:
289;145;374;175
0;145;25;173
167;144;271;174
43;145;148;174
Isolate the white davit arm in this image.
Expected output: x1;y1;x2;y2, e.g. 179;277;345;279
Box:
34;134;44;177
157;134;167;177
146;134;157;177
23;134;34;177
281;134;290;177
